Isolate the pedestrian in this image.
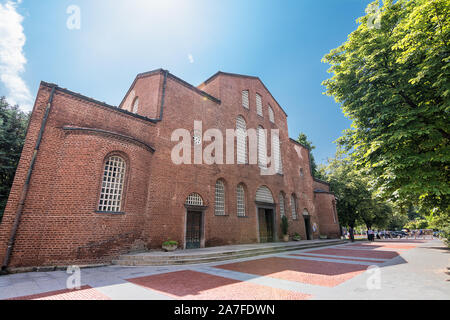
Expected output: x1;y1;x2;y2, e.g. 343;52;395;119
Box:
368;228;374;241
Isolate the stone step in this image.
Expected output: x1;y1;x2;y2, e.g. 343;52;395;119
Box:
112;239;345;266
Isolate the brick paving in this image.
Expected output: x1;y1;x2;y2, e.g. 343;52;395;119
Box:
7;285;111;300
310;248;400;259
127;270;311;300
290;253;386;263
1;239;448;300
214;257;368;287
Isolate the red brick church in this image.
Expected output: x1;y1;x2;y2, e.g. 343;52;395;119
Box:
0;69;340;270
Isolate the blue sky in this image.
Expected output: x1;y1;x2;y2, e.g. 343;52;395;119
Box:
0;0;372;164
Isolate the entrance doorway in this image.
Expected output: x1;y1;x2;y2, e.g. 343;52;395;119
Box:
186;211;202;249
304;215;311;240
258;208;275;243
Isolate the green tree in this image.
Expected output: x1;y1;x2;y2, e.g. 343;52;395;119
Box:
321;149;372;241
0;97;30;222
296;132;321;178
322;0;449;217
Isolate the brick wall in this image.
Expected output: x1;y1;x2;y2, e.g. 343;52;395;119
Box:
1;71;341;268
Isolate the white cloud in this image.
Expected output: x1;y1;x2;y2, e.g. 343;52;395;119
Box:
188;53;194;64
0;0;33;111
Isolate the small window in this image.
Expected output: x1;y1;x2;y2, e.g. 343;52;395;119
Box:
256;93;263;117
215;180;225;216
98;155;126;212
242;90;249;109
268;105;274;123
186;193;204;206
236;184;246;217
291;194;298;220
300;168;304;177
132;97;139;113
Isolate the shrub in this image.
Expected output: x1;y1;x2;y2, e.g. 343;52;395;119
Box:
162;240;178;247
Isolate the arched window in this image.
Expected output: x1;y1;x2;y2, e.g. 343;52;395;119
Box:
215;179;225;216
98;155;126;212
242;90;249;109
185;193;204;206
257;126;267;168
132;97;139;113
268;105;275;123
236;116;247;164
291;194;298;220
256;93;263;117
272;130;283;174
256;186;274;204
236;184;246;217
279;192;286;217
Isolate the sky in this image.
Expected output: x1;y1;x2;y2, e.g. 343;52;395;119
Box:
0;0;373;164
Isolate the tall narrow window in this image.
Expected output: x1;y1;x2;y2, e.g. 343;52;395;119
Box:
272;130;283;174
236;184;246;217
132;97;139;114
236;116;247;164
215;180;225;216
256;93;263;117
98;155;126;212
279;193;286;217
257;126;267;168
291;194;298;220
242;90;249;109
268;105;274;123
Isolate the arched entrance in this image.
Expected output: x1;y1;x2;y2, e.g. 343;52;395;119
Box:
184;193;207;249
255;186;276;243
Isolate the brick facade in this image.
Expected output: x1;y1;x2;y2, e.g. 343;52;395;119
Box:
0;69;340;269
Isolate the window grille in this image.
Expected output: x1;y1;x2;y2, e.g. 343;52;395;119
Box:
268;105;274;123
215;180;225;215
237;184;246;217
255;186;274;203
256;94;263;116
98;156;126;212
273;131;283;174
242;90;249;109
291;195;298;219
236;116;247;164
257;126;267;168
185;193;204;206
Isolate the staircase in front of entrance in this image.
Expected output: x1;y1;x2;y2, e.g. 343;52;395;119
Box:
112;239;345;266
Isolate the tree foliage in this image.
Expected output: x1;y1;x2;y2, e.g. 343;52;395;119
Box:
322;0;450;217
320;148;395;240
296;132;321;178
0;97;30;221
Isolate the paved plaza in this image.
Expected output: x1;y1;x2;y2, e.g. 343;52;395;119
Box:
1;239;448;300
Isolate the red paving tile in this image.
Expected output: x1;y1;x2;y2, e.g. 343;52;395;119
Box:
345;244;416;250
290;253;385;263
215;257;367;287
127;270;310;300
7;285;111;300
310;248;399;259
